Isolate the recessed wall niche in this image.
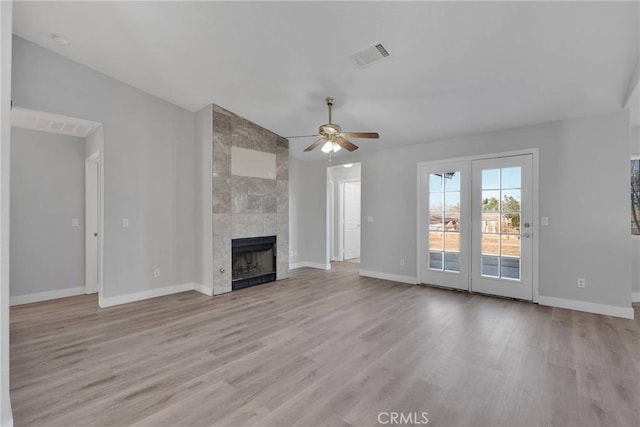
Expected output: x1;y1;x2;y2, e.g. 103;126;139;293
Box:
211;104;289;295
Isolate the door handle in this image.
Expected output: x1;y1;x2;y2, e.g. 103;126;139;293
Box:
94;233;98;237
523;233;531;238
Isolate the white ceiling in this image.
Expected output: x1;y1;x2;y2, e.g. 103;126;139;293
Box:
12;1;640;159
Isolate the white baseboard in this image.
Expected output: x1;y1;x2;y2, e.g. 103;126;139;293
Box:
99;282;195;308
359;269;417;285
331;256;342;262
289;262;331;270
193;282;213;296
10;286;85;306
632;292;640;303
538;296;634;320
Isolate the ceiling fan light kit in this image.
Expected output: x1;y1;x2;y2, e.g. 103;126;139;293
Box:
289;97;380;154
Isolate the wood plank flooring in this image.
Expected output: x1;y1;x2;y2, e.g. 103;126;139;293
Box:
10;262;640;426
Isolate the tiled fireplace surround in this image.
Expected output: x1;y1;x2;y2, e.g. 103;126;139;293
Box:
211;105;289;295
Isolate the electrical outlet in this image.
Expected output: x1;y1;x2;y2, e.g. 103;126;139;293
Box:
400;259;405;266
577;278;585;288
154;269;160;278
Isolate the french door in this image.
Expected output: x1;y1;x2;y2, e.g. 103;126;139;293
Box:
420;162;470;290
420;154;533;300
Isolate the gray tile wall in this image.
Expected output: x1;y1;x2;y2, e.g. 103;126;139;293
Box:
211;105;289;295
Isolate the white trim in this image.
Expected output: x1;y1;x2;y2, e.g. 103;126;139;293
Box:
289;262;332;270
10;287;85;306
329;180;335;261
537;296;634;320
2;418;13;427
193;282;213;296
330;256;342;262
632;292;640;303
99;282;195;308
359;269;417;285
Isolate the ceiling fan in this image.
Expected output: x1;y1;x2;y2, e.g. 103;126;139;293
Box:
288;97;379;153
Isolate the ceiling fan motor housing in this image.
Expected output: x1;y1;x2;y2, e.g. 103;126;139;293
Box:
319;123;341;139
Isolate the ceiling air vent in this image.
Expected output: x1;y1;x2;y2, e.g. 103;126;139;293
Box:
350;43;390;68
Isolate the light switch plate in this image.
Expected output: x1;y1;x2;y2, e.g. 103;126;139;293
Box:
367;216;373;223
122;218;129;228
541;217;549;226
71;218;79;227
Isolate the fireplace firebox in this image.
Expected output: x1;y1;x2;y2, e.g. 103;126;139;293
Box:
231;236;276;291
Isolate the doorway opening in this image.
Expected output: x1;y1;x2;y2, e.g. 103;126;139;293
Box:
9;107;104;306
327;163;361;265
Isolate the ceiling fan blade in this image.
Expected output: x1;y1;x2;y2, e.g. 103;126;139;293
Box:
286;134;320;139
303;138;326;152
341;132;379;139
335;137;359;152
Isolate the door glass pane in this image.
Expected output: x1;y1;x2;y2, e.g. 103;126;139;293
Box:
500;257;520;279
429;174;443;192
428;171;461;273
481;234;500;255
480;166;522;280
482;191;500;211
501;167;521;189
444;172;460;191
501;213;520;234
429;232;443;251
444;192;460;212
444;232;460;252
429;252;443;270
482;169;500;189
430;193;443;212
445;214;460;231
501;190;521;211
481;256;499;277
482;213;499;233
501;235;520;257
444;253;460;272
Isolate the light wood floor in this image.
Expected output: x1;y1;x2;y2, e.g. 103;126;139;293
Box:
10;262;640;427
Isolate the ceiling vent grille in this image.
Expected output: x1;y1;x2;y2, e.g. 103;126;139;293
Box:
350;43;390;68
11;107;101;138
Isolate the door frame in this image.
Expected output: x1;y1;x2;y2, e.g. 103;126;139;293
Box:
339;178;361;261
416;148;540;302
85;150;104;299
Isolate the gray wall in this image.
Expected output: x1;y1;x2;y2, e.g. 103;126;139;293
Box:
0;1;12;425
631;125;640;296
10;128;85;296
12;36;196;299
292;111;632;309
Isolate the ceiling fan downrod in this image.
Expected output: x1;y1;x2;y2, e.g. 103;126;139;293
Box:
326;97;334;124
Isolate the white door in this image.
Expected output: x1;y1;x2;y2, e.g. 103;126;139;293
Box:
471;155;533;299
343;181;361;260
420;162;470;290
419;154;534;300
85;160;99;294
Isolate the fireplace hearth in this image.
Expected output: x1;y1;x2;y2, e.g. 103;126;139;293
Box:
231;236;276;291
